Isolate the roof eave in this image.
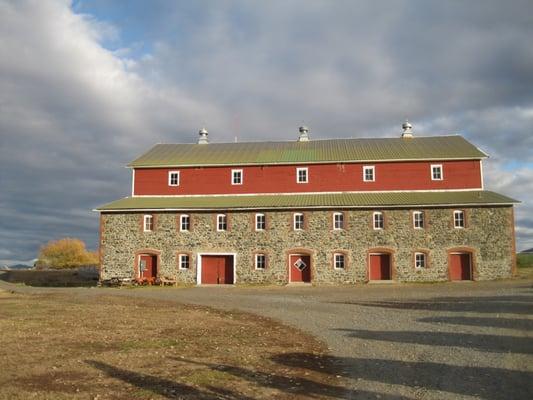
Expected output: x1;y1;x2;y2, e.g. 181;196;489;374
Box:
127;156;488;169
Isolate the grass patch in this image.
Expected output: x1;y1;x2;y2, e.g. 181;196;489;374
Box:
517;253;533;269
0;289;339;399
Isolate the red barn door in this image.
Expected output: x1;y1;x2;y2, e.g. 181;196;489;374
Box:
369;254;391;280
289;255;311;283
449;253;472;281
201;255;234;284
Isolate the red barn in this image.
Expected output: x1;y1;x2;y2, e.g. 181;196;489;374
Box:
97;123;517;285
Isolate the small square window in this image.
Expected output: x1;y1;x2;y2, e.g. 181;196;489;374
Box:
143;215;154;232
333;212;344;230
179;254;190;269
413;211;425;229
255;213;266;231
294;213;304;230
431;164;443;181
255;254;266;270
168;171;180;186
334;253;345;269
217;214;227;231
373;212;384;230
180;215;190;231
415;253;426;269
363;166;375;182
454;210;465;228
232;169;243;185
296;167;308;183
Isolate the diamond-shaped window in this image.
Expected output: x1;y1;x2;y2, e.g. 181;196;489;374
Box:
294;258;307;271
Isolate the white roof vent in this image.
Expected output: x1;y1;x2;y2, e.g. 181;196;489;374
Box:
298;126;310;142
402;120;413;138
198;127;209;144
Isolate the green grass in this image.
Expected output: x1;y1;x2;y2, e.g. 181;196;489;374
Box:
517;253;533;269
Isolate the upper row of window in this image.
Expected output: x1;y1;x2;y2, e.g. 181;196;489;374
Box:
143;209;466;232
167;164;445;186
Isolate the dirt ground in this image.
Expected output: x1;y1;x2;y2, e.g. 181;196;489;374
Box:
0;289;342;400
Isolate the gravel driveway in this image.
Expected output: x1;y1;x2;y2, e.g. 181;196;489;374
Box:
2;277;532;399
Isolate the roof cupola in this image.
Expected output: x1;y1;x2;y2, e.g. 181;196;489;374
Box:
298;126;310;142
198;127;209;144
402;120;413;138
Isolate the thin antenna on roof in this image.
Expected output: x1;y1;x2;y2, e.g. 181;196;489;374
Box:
232;114;240;143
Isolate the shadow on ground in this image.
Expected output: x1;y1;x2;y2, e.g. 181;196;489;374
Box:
418;315;533;330
335;328;533;354
272;353;533;400
87;357;410;399
331;294;533;314
86;350;533;400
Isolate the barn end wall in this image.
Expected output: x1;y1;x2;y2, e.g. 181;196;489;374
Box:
99;206;514;284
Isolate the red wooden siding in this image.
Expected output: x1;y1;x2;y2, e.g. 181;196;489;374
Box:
133;160;482;196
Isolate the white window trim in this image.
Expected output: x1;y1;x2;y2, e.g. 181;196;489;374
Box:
334;253;346;270
453;210;465;229
293;213;304;230
255;253;266;270
217;214;227;231
413;211;424;229
231;169;243;185
180;214;190;232
373;212;384;230
143;214;153;232
168;171;180;186
431;164;443;181
333;212;344;230
179;254;190;270
363;165;375;182
296;167;308;183
255;213;266;231
414;252;426;269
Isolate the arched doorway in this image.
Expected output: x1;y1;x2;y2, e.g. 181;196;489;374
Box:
134;249;160;282
368;249;393;281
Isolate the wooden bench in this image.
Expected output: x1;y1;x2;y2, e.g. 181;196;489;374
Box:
158;277;178;287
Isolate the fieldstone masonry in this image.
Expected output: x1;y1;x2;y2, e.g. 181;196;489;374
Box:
100;206;514;284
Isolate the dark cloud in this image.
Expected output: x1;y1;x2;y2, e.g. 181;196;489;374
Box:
1;0;533;262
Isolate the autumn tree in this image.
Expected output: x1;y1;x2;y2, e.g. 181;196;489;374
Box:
37;238;98;269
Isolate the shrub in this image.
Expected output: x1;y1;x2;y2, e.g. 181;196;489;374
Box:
37;238;98;269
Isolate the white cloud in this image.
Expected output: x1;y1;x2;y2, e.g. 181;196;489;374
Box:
1;0;533;258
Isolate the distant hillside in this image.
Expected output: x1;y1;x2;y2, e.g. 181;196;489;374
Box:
0;264;33;271
520;248;533;254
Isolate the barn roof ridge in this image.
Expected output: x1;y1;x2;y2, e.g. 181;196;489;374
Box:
128;134;488;168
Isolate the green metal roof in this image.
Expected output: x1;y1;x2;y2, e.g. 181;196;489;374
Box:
96;191;517;211
128;135;488;168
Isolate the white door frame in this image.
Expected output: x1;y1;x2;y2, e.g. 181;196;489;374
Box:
196;252;237;285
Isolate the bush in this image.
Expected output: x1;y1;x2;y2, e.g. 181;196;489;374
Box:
37;238;98;269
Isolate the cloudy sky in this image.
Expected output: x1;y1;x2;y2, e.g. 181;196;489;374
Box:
1;0;532;264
